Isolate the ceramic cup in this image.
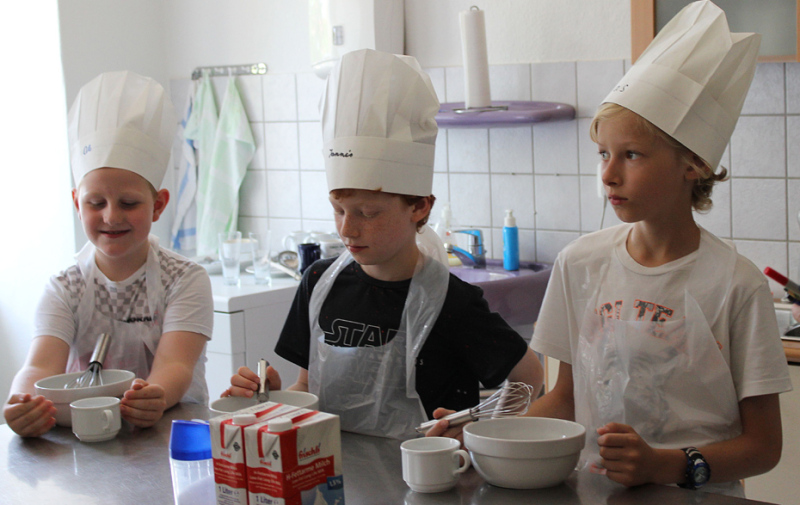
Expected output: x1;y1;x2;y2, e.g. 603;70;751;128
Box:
70;396;122;442
401;437;470;493
319;238;346;259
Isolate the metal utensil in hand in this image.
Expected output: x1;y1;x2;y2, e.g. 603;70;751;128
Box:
415;382;536;434
257;358;270;403
64;332;111;389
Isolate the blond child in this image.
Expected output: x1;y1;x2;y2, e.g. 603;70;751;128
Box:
4;71;213;437
429;1;792;497
225;49;543;440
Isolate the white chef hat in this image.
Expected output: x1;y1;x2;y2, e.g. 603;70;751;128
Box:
68;71;177;189
320;49;440;196
602;0;760;170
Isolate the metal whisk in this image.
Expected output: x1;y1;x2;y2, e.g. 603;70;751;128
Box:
64;333;111;389
415;382;537;434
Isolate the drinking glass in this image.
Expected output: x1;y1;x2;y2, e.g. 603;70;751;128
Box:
219;231;243;286
249;231;272;285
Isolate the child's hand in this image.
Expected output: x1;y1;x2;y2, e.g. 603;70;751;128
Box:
222;365;282;398
3;393;57;437
424;408;465;445
596;422;659;487
120;379;167;428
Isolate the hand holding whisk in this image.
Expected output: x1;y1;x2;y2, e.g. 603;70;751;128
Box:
415;382;536;434
64;333;111;389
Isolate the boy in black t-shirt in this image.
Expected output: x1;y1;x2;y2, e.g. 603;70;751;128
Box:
224;49;543;439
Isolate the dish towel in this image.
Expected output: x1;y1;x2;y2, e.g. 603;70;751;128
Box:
170;80;199;256
195;76;256;256
185;72;220;256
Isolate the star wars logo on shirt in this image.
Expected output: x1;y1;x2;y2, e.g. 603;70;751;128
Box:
323;317;399;347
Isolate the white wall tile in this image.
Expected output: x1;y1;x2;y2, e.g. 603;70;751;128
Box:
536;230;579;264
733;239;787;298
788;178;800;241
489;64;531;101
448;129;489;172
249;123;266;169
579;174;622;233
298;121;324;170
731;178;786;240
787;62;800;114
534;175;580;230
264;123;299;169
449;173;491;227
576;60;624;118
425;67;446;104
789;242;800;286
741;63;784;115
238;216;270;243
730;116;785;177
296;72;324;121
434;134;448;173
303;219;336;234
531;61;576;106
269;218;304;253
263;73;297;121
432;173;449;204
236;75;264;122
490;174;534;228
299;171;330;220
533;120;578;174
489;127;532;174
576;118;598;175
788;116;800;177
267;170;301;218
444;67;465;103
694;178;731;239
239;169;267;217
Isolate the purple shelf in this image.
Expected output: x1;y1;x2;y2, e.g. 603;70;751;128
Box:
436;101;575;128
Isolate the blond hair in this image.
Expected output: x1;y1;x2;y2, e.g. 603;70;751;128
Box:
589;103;727;212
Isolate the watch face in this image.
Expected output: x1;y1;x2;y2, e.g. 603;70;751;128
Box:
694;465;710;485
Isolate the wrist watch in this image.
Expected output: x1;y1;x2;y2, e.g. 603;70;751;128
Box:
677;447;710;490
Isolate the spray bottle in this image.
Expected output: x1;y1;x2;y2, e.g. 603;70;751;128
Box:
503;209;519;271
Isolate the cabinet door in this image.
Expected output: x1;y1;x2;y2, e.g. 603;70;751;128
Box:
244;300;297;387
632;0;799;62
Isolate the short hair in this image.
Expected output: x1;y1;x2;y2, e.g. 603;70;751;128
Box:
329;189;436;231
589;103;727;213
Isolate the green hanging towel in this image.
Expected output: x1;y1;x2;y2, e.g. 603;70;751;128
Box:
196;76;256;256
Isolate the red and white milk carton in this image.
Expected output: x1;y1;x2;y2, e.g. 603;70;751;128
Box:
245;409;344;505
210;403;304;505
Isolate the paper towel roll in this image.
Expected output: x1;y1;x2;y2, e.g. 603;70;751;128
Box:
460;7;491;109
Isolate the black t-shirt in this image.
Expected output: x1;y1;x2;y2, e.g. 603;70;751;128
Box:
274;257;528;419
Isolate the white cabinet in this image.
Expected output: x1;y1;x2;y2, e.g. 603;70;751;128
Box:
206;274;300;398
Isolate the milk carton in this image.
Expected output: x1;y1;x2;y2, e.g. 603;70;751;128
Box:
210;403;304;505
245;410;344;505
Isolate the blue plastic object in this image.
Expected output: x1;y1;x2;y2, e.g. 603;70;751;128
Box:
169;420;212;461
503;210;519;271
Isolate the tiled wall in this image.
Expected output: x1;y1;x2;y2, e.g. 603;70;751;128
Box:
171;60;800;298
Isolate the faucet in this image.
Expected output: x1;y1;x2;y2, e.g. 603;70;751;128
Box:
445;229;486;268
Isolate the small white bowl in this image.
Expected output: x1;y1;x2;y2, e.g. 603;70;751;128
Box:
463;417;586;489
34;370;135;427
209;390;319;415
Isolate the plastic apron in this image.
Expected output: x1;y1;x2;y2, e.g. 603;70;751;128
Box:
307;226;449;439
572;231;743;497
70;235;208;404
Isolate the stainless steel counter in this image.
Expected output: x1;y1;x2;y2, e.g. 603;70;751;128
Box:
0;403;775;505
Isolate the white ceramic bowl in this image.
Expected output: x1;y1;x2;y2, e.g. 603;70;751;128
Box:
463;417;586;489
34;370;135;427
209;391;319;415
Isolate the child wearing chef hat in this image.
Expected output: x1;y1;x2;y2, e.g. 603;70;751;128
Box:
430;1;792;496
224;49;543;440
3;71;213;437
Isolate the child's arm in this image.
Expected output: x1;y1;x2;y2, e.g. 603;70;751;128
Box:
3;336;70;437
119;330;206;428
506;348;545;398
597;393;782;487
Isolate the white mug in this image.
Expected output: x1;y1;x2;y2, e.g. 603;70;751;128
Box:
401;437;470;493
282;231;309;251
70;396;122;442
319;239;346;259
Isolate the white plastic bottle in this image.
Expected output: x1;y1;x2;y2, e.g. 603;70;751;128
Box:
503;209;519;271
169;420;215;505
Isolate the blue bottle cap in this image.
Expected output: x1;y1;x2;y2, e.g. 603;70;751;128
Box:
170;420;212;461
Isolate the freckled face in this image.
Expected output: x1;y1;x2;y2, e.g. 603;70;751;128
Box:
73;168;167;273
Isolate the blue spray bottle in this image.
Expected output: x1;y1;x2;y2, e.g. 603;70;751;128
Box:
503;209;519;271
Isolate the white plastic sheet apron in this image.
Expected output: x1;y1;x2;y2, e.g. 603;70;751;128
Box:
572;233;743;497
307;226;449;439
70;235;208;404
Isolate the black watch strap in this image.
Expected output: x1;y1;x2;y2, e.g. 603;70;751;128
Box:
677;447;710;490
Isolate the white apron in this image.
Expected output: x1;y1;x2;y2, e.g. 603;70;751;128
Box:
307;226;449;439
572;231;743;497
69;235;208;404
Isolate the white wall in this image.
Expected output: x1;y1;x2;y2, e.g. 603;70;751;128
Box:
0;2;75;412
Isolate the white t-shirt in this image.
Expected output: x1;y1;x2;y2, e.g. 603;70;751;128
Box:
34;247;213;361
531;224;792;402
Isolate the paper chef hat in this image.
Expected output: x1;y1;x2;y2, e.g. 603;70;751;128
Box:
68;71;177;188
602;0;760;170
320;49;440;196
